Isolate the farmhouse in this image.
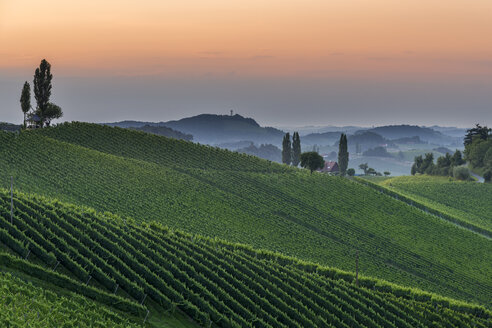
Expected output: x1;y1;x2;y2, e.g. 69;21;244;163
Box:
319;161;339;173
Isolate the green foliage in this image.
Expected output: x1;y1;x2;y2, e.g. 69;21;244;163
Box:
281;132;292;165
347;168;355;176
20;81;31;126
33;59;53;127
292;132;301;167
484;169;492;183
0;192;490;327
338;133;349;176
300;151;324;174
453;166;471;181
44;103;63;126
0;122;491;307
359;162;369;175
383;171;390;176
464;123;491;146
0;271;140;327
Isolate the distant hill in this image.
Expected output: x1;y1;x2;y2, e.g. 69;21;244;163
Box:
429;126;467;138
106;114;285;145
301;131;342;145
391;136;425;144
236;143;281;162
129;124;193;141
0;122;21;132
347;131;394;152
360;125;459;145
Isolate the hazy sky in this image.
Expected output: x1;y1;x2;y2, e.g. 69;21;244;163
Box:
1;0;491;127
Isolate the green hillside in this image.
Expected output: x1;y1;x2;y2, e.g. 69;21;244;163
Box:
378;176;492;233
0;271;140;327
0;123;491;308
0;190;490;327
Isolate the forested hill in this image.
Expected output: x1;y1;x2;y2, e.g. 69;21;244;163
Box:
106;114;285;145
0;122;490;308
361;125;459;145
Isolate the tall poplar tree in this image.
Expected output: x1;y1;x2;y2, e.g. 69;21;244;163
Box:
338;133;349;176
282;133;292;165
20;81;31;127
33;59;53;127
292;132;301;167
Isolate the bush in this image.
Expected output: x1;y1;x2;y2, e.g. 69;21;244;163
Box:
483;169;492;183
452;166;470;181
347;168;355;176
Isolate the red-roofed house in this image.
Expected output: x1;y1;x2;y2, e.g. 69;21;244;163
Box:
319;161;339;173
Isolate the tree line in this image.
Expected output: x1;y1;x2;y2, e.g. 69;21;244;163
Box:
410;124;492;182
20;59;63;128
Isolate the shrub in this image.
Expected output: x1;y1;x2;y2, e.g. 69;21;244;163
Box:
483;169;492;183
452;166;470;181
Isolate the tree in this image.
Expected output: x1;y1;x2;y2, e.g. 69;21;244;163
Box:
33;59;53;127
464;124;491;146
347;168;355;176
282;133;292;165
44;103;63;126
451;150;465;166
421;153;435;174
484;169;492;183
292;132;301;167
411;155;423;175
359;163;369;175
338;133;349;176
20;81;31;127
453;166;470;181
384;171;391;176
300;151;324;174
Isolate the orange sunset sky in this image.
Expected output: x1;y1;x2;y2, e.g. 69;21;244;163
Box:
1;0;491;125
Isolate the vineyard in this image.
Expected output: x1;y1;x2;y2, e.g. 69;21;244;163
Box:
0;190;490;327
31;122;288;173
0;271;140;327
377;176;492;233
0;123;490;307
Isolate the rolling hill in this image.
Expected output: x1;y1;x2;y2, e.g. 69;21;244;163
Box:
378;176;492;233
106;114;285;145
0;190;489;327
0;122;490;309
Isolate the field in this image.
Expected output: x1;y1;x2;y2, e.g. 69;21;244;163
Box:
378;176;492;234
0;190;490;327
0;123;490;308
0;271;140;327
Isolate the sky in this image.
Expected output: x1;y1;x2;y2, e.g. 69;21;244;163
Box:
1;0;491;127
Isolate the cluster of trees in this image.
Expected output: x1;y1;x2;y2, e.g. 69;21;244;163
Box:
410;124;492;182
357;163;390;177
20;59;63;128
464;124;492;182
282;132;301;166
298;133;351;176
411;151;467;179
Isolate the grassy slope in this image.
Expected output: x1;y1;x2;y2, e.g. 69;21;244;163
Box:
0;271;140;327
379;176;492;233
0;123;490;307
0;190;490;327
